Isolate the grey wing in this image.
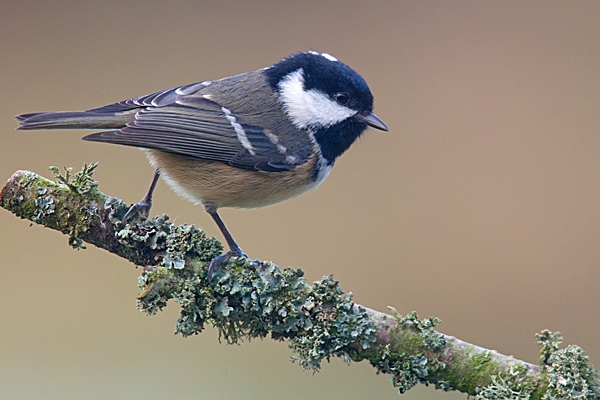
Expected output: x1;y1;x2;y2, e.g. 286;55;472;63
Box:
83;87;308;173
85;85;184;113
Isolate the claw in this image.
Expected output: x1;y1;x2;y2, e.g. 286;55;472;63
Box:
207;250;239;279
123;200;152;223
207;250;259;280
122;169;160;223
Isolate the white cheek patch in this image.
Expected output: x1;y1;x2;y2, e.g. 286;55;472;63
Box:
278;69;357;130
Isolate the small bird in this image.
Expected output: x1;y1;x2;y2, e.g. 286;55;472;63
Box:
15;51;388;277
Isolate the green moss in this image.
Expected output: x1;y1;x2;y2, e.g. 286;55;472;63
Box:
471;359;539;399
450;350;501;394
14;164;111;249
358;311;447;394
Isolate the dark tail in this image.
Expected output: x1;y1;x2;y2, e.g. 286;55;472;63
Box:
14;111;133;130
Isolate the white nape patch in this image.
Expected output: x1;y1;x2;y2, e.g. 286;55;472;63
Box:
320;52;338;62
221;107;256;155
308;50;338;62
278;69;357;130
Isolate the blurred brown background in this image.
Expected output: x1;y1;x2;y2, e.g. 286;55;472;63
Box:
1;1;599;399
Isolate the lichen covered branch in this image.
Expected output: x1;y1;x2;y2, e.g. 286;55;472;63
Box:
1;166;598;398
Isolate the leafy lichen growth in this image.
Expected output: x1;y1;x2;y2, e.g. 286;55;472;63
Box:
474;375;532;400
543;344;599;400
474;331;600;400
32;187;56;224
536;331;600;399
536;330;564;366
367;342;423;393
49;163;98;194
136;259;377;371
288;275;377;370
116;213;222;272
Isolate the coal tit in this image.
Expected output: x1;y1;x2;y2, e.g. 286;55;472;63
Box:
15;51;389;277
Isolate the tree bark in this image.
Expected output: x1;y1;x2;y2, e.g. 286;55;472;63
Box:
2;167;598;399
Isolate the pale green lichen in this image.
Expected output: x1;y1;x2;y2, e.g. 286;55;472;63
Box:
436;380;452;392
49;163;98;194
536;330;600;399
543;345;599;400
537;330;564;366
116;213;222;271
474;331;599;400
375;343;430;393
136;259;377;371
164;223;218;268
32;191;55;223
368;344;427;393
104;196;130;225
475;375;531;400
288;275;377;370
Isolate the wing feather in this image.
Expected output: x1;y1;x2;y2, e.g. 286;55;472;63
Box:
84;98;302;172
80;75;314;172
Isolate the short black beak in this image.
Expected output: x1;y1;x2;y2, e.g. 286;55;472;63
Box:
357;112;389;131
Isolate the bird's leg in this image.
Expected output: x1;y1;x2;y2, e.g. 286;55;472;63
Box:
123;169;160;222
206;209;249;278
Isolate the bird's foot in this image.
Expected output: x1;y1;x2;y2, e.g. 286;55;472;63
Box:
207;249;259;280
122;198;152;223
122;169;160;223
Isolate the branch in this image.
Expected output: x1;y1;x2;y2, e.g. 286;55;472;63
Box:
2;165;599;399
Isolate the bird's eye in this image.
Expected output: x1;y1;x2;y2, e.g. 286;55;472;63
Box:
334;92;349;105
